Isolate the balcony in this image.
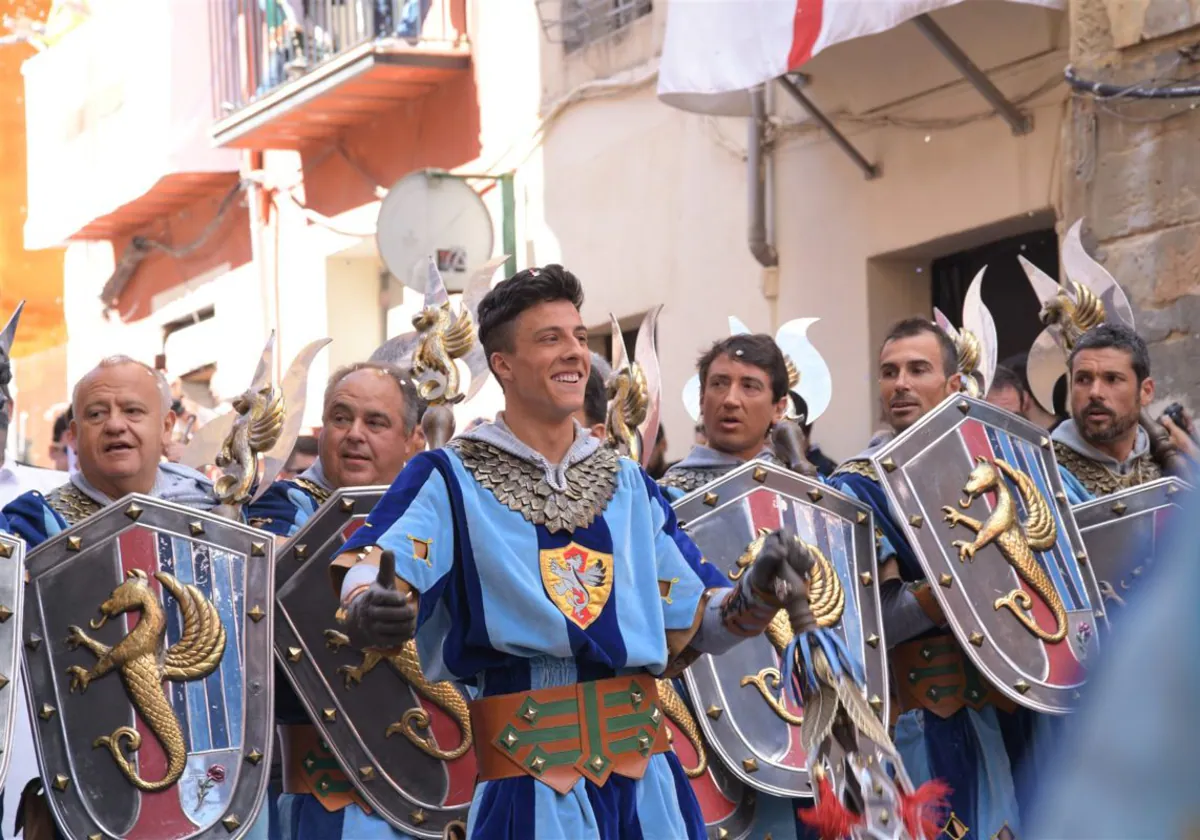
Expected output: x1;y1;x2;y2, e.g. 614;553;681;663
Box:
22;0;242;250
209;0;471;150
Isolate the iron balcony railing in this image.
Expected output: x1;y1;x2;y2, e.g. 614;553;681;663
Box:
210;0;465;119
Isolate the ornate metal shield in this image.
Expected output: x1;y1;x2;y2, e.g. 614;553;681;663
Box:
1071;478;1190;613
0;532;24;793
674;460;887;798
22;495;274;839
656;677;756;839
872;396;1105;714
274;486;475;838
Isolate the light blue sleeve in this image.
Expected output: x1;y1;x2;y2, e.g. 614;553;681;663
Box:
834;479;897;561
1057;464;1094;505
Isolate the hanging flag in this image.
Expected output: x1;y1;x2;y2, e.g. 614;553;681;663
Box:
657;0;1065;115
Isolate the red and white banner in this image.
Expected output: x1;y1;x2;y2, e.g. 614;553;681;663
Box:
657;0;1064;115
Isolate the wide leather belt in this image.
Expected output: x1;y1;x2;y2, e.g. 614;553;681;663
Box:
470;673;669;794
279;723;371;814
892;633;1016;718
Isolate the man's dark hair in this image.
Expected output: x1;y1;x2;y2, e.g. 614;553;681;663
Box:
583;367;607;427
52;409;71;443
881;317;957;378
1068;322;1151;383
323;362;424;433
697;334;789;403
989;365;1024;395
477;265;584;379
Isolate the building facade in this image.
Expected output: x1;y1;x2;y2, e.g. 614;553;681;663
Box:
18;0;1194;463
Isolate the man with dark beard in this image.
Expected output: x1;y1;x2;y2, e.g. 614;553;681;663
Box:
1053;323;1165;503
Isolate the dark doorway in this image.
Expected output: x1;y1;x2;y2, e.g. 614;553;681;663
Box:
931;228;1058;365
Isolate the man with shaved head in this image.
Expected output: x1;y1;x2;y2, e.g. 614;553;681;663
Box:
1;356;227;838
4;356;216;546
245;361;427;839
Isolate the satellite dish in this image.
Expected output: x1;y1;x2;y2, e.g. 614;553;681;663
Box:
376;169;495;294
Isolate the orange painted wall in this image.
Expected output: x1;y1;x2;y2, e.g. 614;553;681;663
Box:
0;0;65;357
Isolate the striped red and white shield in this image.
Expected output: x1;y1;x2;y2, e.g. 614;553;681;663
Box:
872;395;1106;713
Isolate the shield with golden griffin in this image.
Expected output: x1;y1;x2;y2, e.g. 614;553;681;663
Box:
672;460;887;801
871;395;1106;714
21;495;274;839
1071;477;1190;614
0;531;24;793
273;486;475;839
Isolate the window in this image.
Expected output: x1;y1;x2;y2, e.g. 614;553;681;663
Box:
536;0;652;53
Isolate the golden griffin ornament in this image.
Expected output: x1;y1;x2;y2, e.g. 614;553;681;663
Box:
66;569;227;790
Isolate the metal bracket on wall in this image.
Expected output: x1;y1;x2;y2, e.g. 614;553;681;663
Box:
912;14;1033;136
776;74;880;180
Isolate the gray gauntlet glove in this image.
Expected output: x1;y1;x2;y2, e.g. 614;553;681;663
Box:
746;528;814;607
344;550;418;649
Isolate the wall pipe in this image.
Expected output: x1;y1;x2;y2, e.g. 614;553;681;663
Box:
747;86;779;269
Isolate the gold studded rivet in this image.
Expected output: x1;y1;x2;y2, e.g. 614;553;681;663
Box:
529;757;546;773
1077;553;1088;565
322;708;337;722
939;573;953;588
630;689;643;705
706;705;723;720
752;467;768;483
908;514;924;528
859;572;873;587
590;756;605;771
0;674;10;691
869;695;883;712
251;542;267;557
1055;492;1067;504
1014;680;1031;695
1166;483;1179;496
718;830;731;840
359;765;376;781
650;706;661;724
39;703;56;721
66;536;82;552
26;633;41;651
968;632;984;647
807;488;823;502
411;808;428;826
295;544;308;559
222;815;241;832
881;457;896;473
742;758;759;773
1111;502;1127;516
522;706;539;724
503;730;518;747
0;606;12;623
703;492;719;507
124;503;143;521
287;646;302;662
0;542;12;558
246;748;264;765
248;605;265;623
879;809;891;825
189;521;205;536
340;497;357;513
1039;436;1051;449
52;774;69;791
856;511;868;525
88;834;101;840
957;400;970;414
866;634;880;649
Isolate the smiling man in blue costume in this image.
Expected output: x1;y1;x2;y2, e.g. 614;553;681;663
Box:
829;318;1050;840
246;361;427;840
329;265;814;840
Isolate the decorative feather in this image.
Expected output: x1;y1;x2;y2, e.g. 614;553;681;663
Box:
900;780;953;840
799;775;864;840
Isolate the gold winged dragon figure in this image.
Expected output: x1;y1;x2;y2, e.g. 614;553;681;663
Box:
324;630;473;761
729;529;845;725
65;568;227;790
215;383;286;505
410;302;476;404
942;456;1067;642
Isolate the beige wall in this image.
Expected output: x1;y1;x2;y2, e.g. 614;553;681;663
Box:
460;0;1070;462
